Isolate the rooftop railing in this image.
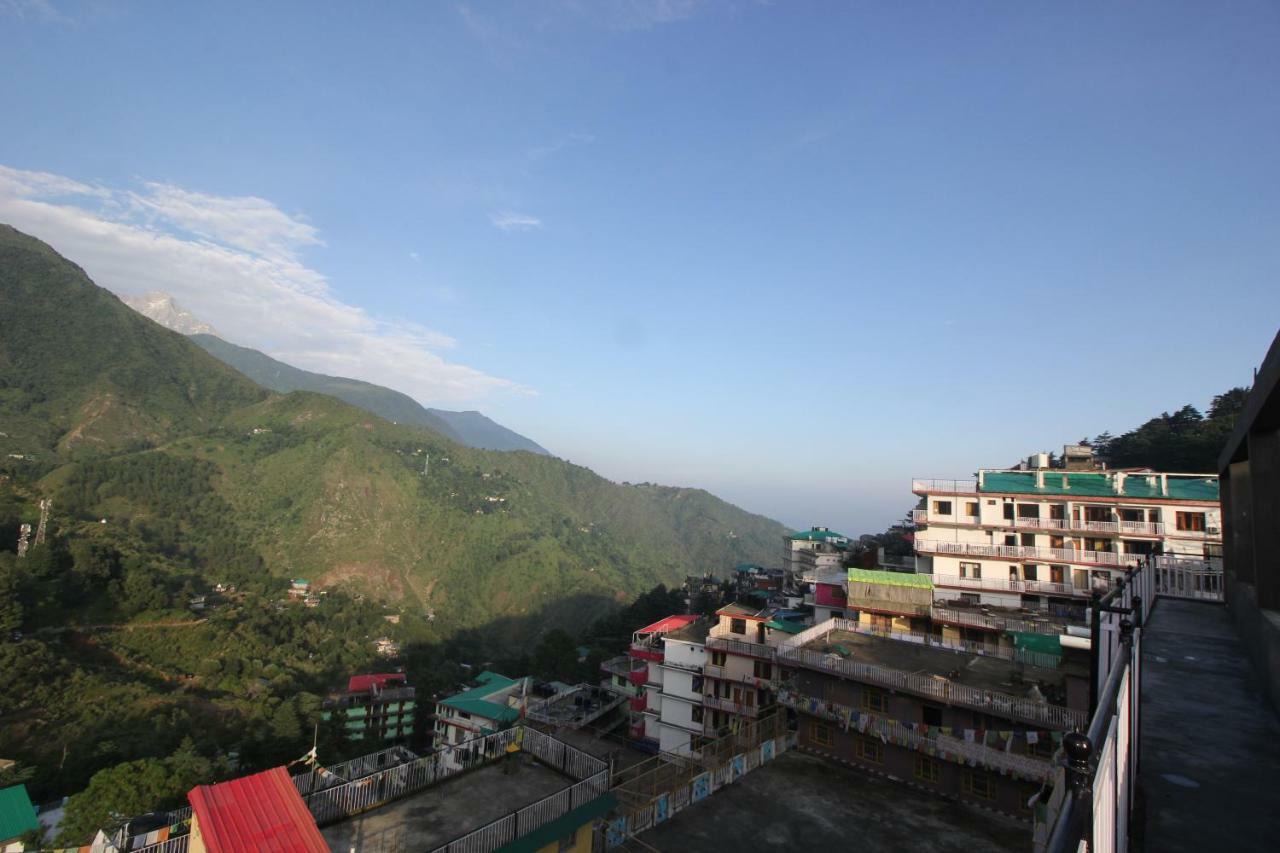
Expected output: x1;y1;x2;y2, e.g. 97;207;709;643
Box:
913;478;979;493
915;538;1142;570
931;604;1076;636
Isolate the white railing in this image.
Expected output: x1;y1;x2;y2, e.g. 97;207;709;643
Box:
1016;516;1069;531
912;479;979;493
915;538;1142;570
775;618;1083;729
912;509;928;523
1153;562;1224;601
778;689;1053;782
1153;554;1222;572
932;572;1081;597
702;664;773;689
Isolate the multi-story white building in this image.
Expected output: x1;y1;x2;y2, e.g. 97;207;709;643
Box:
912;458;1221;612
784;527;851;579
433;671;529;766
626;615;707;755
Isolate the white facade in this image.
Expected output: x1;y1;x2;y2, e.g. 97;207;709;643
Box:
655;636;708;755
913;469;1221;609
783;527;850;578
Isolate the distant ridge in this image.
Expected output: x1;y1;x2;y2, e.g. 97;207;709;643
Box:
117;290;550;455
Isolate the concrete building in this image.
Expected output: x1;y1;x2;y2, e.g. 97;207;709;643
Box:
777;617;1088;817
651;619;711;756
434;671;529;754
703;604;801;737
321;673;416;745
912;458;1222;611
784;527;851;579
626;615;700;751
1220;329;1280;708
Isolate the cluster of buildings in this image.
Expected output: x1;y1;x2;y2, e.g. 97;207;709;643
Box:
596;446;1223;817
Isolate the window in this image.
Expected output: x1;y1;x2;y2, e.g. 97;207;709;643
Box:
753;660;772;679
459;711;472;720
1020;533;1035;547
1016;503;1039;519
962;770;996;800
965;501;979;518
915;756;940;783
1004;534;1017;547
959;593;981;606
809;721;833;747
933;500;953;515
557;828;579;852
855;735;883;764
730;618;747;635
861;688;888;713
711;651;727;667
1003;502;1015;520
691;705;704;723
960;561;981;579
1023;564;1038;581
922;705;944;727
1049;535;1065;549
1176;512;1206;532
1049;504;1066;520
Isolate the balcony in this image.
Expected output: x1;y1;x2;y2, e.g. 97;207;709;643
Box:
702;664;773;688
658;659;704;675
707;636;777;660
627;667;649;686
629;694;646;712
933;573;1081;597
702;694;760;717
915;538;1140;570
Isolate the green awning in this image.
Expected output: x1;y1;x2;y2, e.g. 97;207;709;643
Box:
0;785;38;842
848;568;933;589
764;619;806;635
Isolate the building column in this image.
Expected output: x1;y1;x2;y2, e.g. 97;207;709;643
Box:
1247;429;1280;609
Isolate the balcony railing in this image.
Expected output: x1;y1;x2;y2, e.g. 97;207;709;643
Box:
706;636;777;660
915;538;1142;570
911;508;928;524
915;513;1169;537
658;659;704;674
912;479;978;493
627;667;648;686
702;664;773;688
932;573;1082;597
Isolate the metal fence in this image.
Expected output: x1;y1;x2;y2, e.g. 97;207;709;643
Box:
1039;559;1155;853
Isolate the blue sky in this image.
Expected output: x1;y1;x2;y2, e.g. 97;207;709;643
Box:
2;1;1278;537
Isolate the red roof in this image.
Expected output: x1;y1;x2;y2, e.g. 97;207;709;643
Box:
634;614;699;635
187;767;326;853
347;673;406;693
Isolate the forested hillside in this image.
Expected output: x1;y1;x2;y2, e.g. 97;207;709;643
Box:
1084;388;1248;472
0;225;788;838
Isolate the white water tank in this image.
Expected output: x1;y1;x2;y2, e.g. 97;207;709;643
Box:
1029;452;1051;469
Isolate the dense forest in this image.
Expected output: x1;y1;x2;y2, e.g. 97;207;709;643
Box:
1084;387;1248;472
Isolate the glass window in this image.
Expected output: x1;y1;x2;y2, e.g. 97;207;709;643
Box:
810;722;833;747
915;756;940;783
933;500;953;515
730;618;747;635
1176;512;1206;532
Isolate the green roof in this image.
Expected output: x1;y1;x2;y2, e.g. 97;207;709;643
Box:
496;793;617;853
979;471;1219;502
789;528;850;542
1009;631;1063;656
440;697;520;723
764;619;807;635
0;785;37;842
848;568;933;589
438;671;522;721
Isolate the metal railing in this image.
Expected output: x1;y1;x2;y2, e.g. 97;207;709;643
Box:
1040;559;1156;853
702;694;760;716
1153;561;1224;601
914;512;1169;537
776;619;1084;730
932;572;1082;597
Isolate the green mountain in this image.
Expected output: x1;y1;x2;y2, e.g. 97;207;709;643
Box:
0;225;787;635
187;333;551;454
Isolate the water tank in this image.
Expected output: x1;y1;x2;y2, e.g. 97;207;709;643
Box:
1029;452;1050;469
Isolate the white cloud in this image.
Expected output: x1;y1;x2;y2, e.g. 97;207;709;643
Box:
408;251;421;262
0;0;69;23
0;164;532;405
490;211;543;232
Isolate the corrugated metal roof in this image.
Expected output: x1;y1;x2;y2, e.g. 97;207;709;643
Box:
187;767;326;853
633;615;699;635
980;471;1219;501
0;784;37;842
347;673;406;693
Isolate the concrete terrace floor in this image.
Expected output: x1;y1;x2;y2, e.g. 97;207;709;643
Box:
629;751;1029;853
320;758;570;853
1137;598;1280;852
